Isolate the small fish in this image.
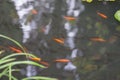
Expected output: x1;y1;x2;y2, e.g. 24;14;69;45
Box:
90;37;106;42
39;61;50;67
9;46;23;53
29;57;41;62
53;38;64;44
97;11;108;19
31;9;38;15
64;16;76;21
54;59;70;63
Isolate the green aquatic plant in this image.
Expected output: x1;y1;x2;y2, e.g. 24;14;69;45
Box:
0;34;26;53
22;76;58;80
0;53;48;80
0;34;57;80
114;10;120;22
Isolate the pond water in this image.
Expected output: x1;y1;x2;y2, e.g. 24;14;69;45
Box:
9;0;120;80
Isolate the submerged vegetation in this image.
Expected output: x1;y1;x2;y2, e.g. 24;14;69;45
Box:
0;34;57;80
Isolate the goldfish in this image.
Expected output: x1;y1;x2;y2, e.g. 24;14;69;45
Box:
29;57;49;67
64;16;76;21
39;61;50;67
53;38;64;44
54;59;70;63
29;57;41;62
9;46;23;53
31;9;38;15
90;37;106;42
97;11;108;19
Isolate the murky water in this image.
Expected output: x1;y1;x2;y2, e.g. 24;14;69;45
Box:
11;0;120;80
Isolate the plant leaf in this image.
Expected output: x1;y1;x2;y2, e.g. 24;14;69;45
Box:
22;76;58;80
0;61;45;69
114;10;120;22
0;58;16;65
1;53;37;60
0;34;26;53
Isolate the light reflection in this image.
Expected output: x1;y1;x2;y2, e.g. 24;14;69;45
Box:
12;0;85;79
64;62;76;71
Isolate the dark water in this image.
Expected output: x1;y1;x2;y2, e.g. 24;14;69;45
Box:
22;1;120;80
1;0;120;80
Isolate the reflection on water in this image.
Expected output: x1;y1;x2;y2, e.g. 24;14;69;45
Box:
11;0;120;80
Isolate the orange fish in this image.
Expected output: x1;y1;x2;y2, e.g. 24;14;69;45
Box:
64;16;76;21
90;37;106;42
39;61;50;67
31;9;38;15
9;46;23;53
29;57;41;62
54;59;70;63
53;38;64;44
97;12;108;19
